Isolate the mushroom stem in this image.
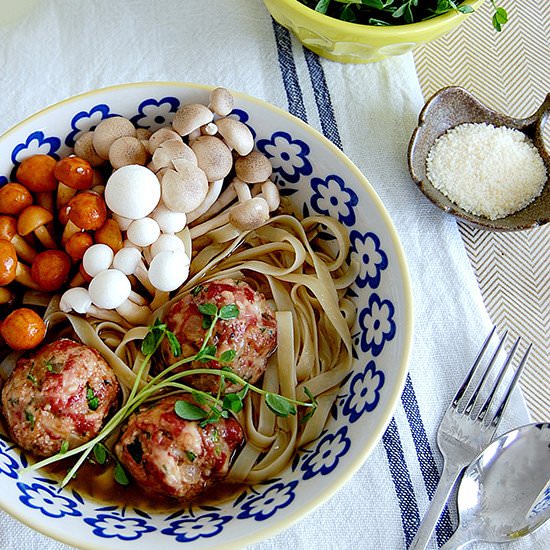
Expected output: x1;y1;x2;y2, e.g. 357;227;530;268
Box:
189;211;230;239
57;182;77;209
0;287;13;304
34;224;58;249
12;234;37;263
61;220;82;246
186;179;224;223
116;295;152;325
191;181;237;224
15;262;41;290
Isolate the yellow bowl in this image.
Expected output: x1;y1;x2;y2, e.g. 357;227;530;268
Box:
263;0;483;63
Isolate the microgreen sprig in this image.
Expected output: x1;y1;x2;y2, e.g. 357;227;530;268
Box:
26;302;317;488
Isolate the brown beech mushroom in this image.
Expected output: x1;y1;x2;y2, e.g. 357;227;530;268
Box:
74;131;105;167
150;138;196;172
17;205;57;249
0;215;37;263
235;150;273;184
0;183;33;215
161;162;208;213
67;191;107;231
172;104;213;137
208;87;234;117
229;196;270;231
190;135;233;182
147;127;181;153
109;136;148;169
215;117;254;156
92;116;136;160
186;179;224;223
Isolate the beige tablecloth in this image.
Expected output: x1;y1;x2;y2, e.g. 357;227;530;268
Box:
414;0;550;421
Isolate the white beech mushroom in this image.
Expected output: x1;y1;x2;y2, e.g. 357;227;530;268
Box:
148;249;190;292
126;217;161;248
88;268;131;309
189;135;233;182
161;162;208;213
114;244;155;296
92;116;136;160
215;117;254;156
150;203;187;233
208;87;234;117
149;233;186;258
82;243;114;278
108;136;148;169
105;164;160;219
172;104;213;137
74;131;105;167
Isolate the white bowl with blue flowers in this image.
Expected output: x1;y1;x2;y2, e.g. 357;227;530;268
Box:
0;82;413;549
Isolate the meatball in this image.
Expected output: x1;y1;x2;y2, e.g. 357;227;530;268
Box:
1;338;120;457
162;278;277;393
114;395;244;500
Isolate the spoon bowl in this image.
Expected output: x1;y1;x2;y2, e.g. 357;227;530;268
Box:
443;422;550;549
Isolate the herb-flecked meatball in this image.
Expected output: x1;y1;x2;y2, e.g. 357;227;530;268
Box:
1;338;120;457
162;278;277;393
114;395;244;500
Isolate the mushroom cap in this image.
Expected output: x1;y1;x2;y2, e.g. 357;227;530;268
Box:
151;138;197;172
74;131;105;167
150;203;187;233
172;103;213;137
88;269;131;309
0;215;17;240
0;183;33;216
0;239;17;286
113;246;142;275
234;151;273;184
148;127;181;153
260;180;280;211
126;217;161;248
30;249;72;292
149;233;185;258
92;116;136;160
208;87;234;117
16;155;57;193
229;196;270;231
67;191;107;231
190;135;233;182
161;164;208;213
148;249;190;292
59;286;92;314
215;117;254;156
109;136;148;169
17;205;54;235
94;218;123;253
105;164;161;219
112;213;133;231
82;243;114;278
54;156;94;190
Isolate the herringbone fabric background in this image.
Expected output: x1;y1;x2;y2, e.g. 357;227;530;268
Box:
414;0;549;420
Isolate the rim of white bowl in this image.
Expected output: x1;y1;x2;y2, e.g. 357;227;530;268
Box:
0;81;414;550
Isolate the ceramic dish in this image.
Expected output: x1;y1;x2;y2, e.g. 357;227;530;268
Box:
0;82;412;549
408;86;550;231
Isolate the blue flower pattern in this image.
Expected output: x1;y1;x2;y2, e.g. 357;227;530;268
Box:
257;131;312;183
343;361;385;422
161;512;231;542
237;481;298;521
300;427;351;480
1;96;399;543
311;174;358;226
359;293;396;357
84;512;156;540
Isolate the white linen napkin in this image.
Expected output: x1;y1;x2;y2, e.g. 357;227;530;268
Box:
0;1;546;549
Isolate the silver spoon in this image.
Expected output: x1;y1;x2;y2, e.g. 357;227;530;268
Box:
442;422;550;549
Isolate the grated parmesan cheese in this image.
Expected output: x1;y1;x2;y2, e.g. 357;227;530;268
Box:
426;123;547;220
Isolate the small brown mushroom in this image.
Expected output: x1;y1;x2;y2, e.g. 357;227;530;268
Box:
74;131;105;167
208;87;234;117
0;215;37;263
215;117;254;156
92;116;136;159
161;163;208;213
151;138;197;172
172;104;213;137
0;183;33;216
190;135;233;182
109;136;148;169
234;151;273;183
186;179;224;223
17;206;57;249
147;127;181;153
229;196;270;231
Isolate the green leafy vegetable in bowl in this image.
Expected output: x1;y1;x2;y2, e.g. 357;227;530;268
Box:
301;0;508;31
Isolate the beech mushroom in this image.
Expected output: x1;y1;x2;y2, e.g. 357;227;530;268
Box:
112;246;155;295
115;292;151;325
149;233;185;258
109;136;148;169
150;203;187;233
161;163;208;213
74;131;105;167
17;205;57;249
191;180;238;224
215;117;254;156
88;268;131;309
0;215;37;263
92;116;136;160
235;151;273;184
126;217;161;248
112;213;133;232
190;135;233;181
172;104;213;137
186;179;224;223
67;191;107;231
229;196;270;231
148;249;190;292
82;243;114;278
59;286;93;314
147;127;181;153
151;138;197;172
30;250;72;292
105;164;161;219
208;87;234;117
0;183;33;215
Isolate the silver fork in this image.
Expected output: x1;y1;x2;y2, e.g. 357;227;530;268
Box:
409;327;532;550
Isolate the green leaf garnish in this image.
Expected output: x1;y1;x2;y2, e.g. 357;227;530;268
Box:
60;440;70;455
86;387;99;411
174;400;208;421
165;331;181;357
219;304;239;319
198;303;217;317
265;393;297;417
222;393;244;413
191;285;203;296
220;349;236;363
25;410;35;429
114;462;130;486
185;451;197;462
93;443;108;465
